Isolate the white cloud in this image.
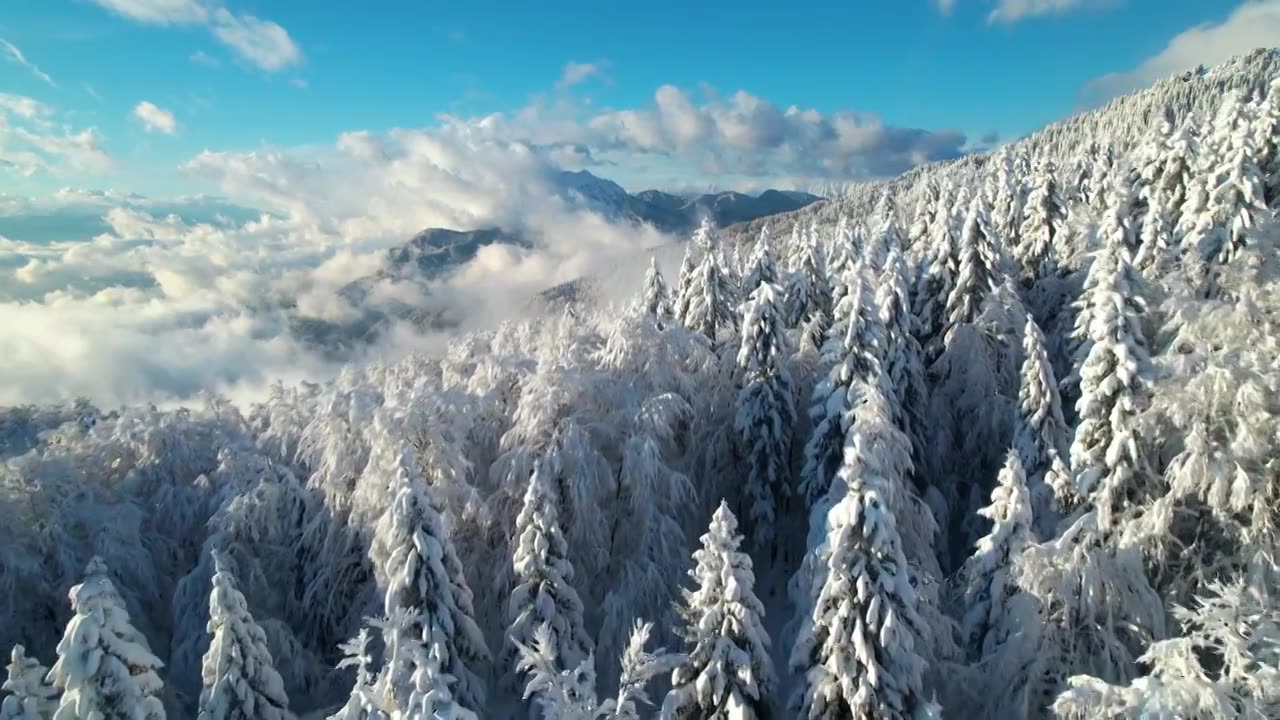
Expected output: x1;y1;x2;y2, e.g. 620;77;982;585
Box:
88;0;301;72
189;50;221;67
936;0;958;14
986;0;1121;24
0;92;51;120
208;9;301;72
87;0;208;24
0;96;112;177
133;101;178;134
463;82;968;184
1084;1;1280;100
0;38;56;86
558;61;607;89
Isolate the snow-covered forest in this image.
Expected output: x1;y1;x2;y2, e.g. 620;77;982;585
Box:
4;48;1280;719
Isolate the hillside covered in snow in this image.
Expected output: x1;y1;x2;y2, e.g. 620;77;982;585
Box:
3;48;1280;720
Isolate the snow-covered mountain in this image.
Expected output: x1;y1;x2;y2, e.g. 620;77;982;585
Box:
553;169;822;231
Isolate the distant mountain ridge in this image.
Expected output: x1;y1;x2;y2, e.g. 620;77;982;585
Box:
553;169;822;231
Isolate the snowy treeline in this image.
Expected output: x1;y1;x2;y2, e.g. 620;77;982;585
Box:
4;50;1280;719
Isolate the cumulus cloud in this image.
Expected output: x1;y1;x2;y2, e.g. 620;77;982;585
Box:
462;83;967;184
0;95;113;177
133;101;178;134
1;38;56;86
1083;0;1280;101
987;0;1122;24
88;0;301;71
0;121;672;405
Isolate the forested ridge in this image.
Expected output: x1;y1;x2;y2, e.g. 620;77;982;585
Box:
4;49;1280;720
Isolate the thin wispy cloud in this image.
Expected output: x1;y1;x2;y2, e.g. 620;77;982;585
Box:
557;61;608;90
88;0;302;72
133;101;178;134
986;0;1123;25
189;50;221;67
1;38;56;86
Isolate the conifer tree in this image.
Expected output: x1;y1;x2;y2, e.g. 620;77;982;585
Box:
48;557;167;720
741;226;778;297
1;646;56;720
673;243;699;325
913;183;960;364
1014;314;1070;531
640;257;674;328
406;638;478;720
681;225;739;347
1067;241;1151;534
877;247;928;465
1017;158;1066;283
198;554;291;720
799;266;883;505
1254;77;1280;206
785;222;830;329
662;502;774;720
735;281;796;548
1135;118;1196;276
326;630;388;720
372;452;490;711
507;459;591;676
790;476;938;720
1184;95;1268;292
944;195;1004;347
958;454;1044;720
990;150;1024;252
960;452;1036;657
907;180;941;257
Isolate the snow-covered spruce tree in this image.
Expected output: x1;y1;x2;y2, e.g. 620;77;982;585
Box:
799;265;883;506
943;194;1005;348
741;226;779;298
1184;94;1269;295
1013;313;1070;533
662;502;774;720
681;226;739;347
1017;158;1067;284
326;630;388;720
371;451;489;712
960;452;1035;658
990;150;1025;254
1255;77;1280;207
1135;118;1197;276
785;221;831;329
197;554;291;720
506;458;591;678
790;477;939;720
1;646;56;720
866;195;902;276
1066;241;1153;532
735;281;796;549
1087;143;1117;214
1053;579;1280;720
516;622;681;720
640;256;675;328
827;214;861;307
958;452;1043;720
405;638;478;720
877;247;929;468
1097;181;1140;264
48;557;166;720
913;183;960;365
673;241;699;325
907;179;941;260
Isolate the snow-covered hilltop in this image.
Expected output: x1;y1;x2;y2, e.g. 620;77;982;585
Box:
4;49;1280;719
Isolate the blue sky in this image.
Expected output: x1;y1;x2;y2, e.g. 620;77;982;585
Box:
2;0;1277;200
